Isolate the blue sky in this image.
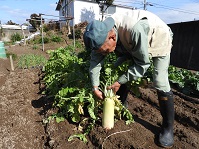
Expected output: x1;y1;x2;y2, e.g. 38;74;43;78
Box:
0;0;199;25
114;0;199;24
0;0;58;24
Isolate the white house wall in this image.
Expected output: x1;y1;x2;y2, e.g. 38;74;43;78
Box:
115;6;134;16
72;1;134;25
74;1;100;25
58;0;100;27
57;0;134;26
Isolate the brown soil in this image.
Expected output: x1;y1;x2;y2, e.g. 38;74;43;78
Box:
0;43;198;149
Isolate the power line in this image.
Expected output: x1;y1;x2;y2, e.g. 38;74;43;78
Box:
114;0;142;5
151;2;199;15
113;0;143;9
114;0;199;15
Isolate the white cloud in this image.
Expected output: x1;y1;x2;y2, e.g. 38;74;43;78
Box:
0;5;29;24
0;2;59;24
50;3;57;7
1;5;10;10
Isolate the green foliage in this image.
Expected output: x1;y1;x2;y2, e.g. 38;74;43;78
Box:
168;66;199;95
43;24;50;32
0;27;3;35
3;41;12;46
29;13;43;29
44;46;99;142
43;113;65;124
122;58;199;96
32;44;38;50
11;33;22;42
129;60;199;96
6;52;17;60
101;53;150;97
75;29;81;39
44;46;90;96
38;36;50;44
71;28;82;39
51;35;62;43
17;54;47;69
43;22;60;32
75;40;84;49
100;53;118;88
68;133;88;143
43;46;134;143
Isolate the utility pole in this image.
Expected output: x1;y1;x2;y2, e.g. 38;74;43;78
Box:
144;0;146;10
143;0;153;10
40;14;44;51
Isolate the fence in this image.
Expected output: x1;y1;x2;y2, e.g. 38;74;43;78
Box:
168;20;199;71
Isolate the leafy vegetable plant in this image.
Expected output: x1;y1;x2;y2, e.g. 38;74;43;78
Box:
168;66;199;95
43;46;134;142
17;54;47;69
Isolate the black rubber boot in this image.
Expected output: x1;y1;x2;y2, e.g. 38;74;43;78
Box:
157;90;174;148
116;84;128;108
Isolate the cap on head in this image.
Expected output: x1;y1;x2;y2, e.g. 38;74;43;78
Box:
83;17;115;50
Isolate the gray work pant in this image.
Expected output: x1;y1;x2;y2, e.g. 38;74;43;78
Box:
152;55;171;92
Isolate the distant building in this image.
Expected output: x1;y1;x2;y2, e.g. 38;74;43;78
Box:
0;24;36;42
1;25;28;30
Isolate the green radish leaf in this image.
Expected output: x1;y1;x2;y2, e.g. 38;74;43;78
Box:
55;116;65;123
68;134;88;143
72;113;80;123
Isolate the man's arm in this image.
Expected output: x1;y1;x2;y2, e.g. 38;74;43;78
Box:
89;50;105;87
118;19;151;84
89;50;105;99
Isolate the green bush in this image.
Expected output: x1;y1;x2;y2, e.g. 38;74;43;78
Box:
38;36;50;44
75;40;83;49
32;44;38;50
6;52;17;60
51;35;62;42
43;24;50;32
75;29;81;39
70;28;82;39
11;33;22;42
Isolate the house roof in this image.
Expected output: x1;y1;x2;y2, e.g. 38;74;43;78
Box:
0;25;29;30
55;0;75;11
55;0;62;11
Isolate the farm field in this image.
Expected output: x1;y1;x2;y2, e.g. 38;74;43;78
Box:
0;42;198;149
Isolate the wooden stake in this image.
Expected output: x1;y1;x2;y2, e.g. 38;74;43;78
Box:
9;55;14;71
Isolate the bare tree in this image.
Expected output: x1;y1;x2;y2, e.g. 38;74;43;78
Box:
29;13;44;31
6;20;18;25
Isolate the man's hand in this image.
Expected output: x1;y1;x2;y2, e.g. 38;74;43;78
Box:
92;86;104;99
93;89;104;99
107;81;121;94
